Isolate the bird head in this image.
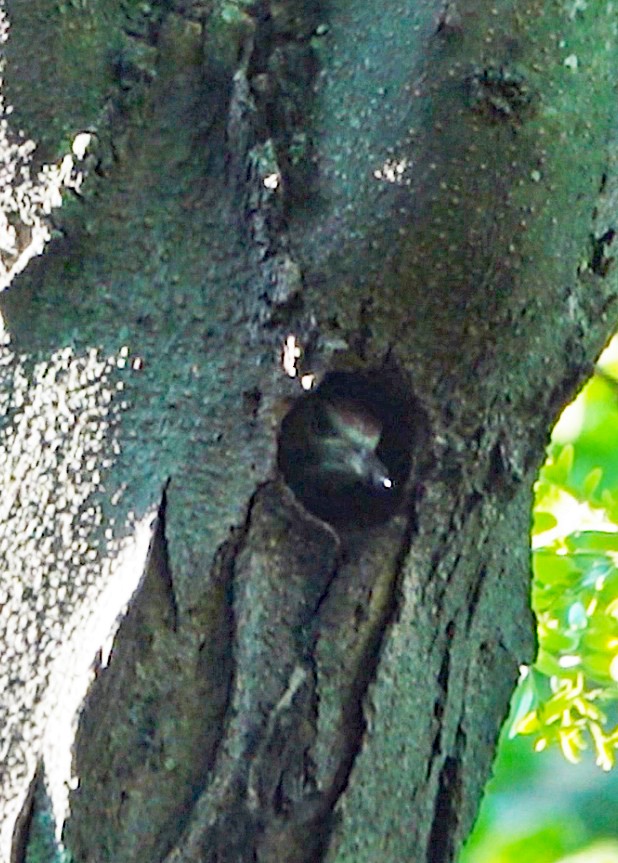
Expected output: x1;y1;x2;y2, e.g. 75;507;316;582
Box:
308;397;393;492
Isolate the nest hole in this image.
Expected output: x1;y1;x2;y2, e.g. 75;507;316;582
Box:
277;368;418;528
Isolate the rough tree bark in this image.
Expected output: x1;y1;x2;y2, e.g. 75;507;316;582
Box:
1;1;617;862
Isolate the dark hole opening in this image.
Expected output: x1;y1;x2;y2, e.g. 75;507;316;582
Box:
277;369;417;527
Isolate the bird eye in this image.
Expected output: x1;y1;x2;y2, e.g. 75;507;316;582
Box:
311;404;334;436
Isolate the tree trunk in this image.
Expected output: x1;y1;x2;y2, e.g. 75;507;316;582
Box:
1;1;617;862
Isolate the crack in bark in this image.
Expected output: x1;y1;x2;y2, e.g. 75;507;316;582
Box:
10;762;40;863
160;482;340;862
65;483;239;863
426;726;466;863
464;565;486;635
426;621;454;781
224;0;321;327
326;507;420;803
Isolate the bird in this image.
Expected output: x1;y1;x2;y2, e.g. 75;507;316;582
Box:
308;397;393;491
278;393;395;524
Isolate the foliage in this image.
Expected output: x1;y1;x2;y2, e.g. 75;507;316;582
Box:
509;335;618;770
460;333;618;860
459;729;618;863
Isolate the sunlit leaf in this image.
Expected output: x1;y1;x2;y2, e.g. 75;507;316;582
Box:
543;444;574;486
533;510;559;535
583;467;603;500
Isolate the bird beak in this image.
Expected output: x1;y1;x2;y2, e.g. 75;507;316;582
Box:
346;446;393;491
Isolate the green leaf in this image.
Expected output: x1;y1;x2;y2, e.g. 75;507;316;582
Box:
583;466;603;499
532;510;558;535
565;531;618;554
542;444;574;487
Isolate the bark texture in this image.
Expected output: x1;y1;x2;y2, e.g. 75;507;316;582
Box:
1;1;617;862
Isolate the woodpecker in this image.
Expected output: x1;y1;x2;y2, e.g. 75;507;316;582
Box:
278;392;395;522
309;397;393;491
